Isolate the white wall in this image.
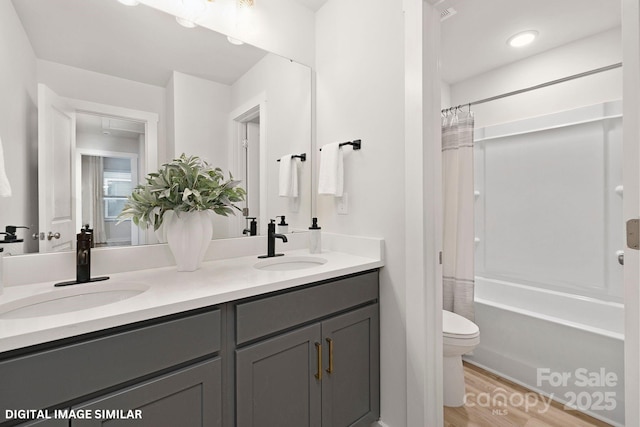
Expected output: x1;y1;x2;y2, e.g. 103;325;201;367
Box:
37;59;167;165
77;133;141;155
167;71;233;239
0;1;38;253
170;71;231;166
231;53;312;231
316;0;407;425
449;28;622;128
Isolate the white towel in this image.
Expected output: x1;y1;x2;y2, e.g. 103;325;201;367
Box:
278;154;298;197
0;137;11;197
318;142;343;196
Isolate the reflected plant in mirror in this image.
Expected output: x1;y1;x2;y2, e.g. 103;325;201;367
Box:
118;154;246;271
118;154;245;232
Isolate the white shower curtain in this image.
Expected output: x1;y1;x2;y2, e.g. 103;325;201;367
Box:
442;110;475;321
87;156;107;245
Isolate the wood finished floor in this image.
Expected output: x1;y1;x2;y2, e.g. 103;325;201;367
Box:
444;363;613;427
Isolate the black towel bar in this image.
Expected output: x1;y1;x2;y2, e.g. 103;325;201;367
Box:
320;139;362;151
277;153;306;162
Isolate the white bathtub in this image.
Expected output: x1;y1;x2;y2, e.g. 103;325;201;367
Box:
466;276;625;426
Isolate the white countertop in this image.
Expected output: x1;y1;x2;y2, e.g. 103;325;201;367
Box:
0;246;383;353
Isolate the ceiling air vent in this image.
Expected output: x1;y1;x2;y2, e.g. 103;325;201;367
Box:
440;7;457;22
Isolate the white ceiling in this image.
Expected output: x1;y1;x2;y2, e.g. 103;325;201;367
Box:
16;0;612;90
12;0;269;87
292;0;328;12
76;114;145;139
439;0;621;84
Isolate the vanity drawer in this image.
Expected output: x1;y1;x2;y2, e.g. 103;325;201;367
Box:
0;308;220;421
236;270;378;345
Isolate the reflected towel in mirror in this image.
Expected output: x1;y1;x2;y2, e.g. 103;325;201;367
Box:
0;136;11;197
279;154;299;197
318;142;343;196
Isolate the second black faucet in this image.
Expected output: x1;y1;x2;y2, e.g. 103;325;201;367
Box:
258;219;288;258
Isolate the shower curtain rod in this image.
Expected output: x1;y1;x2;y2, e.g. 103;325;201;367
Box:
441;62;622;112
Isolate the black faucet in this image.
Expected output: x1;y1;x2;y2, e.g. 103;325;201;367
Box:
54;225;109;287
258;220;288;258
0;226;29;243
76;225;93;283
243;217;258;236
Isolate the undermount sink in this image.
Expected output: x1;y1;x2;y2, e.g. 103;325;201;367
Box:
253;256;328;271
0;282;150;320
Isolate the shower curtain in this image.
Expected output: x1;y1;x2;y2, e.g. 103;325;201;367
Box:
442;110;475;321
87;156;107;245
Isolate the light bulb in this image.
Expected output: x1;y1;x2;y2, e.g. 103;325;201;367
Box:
176;16;197;28
507;30;538;48
227;36;244;45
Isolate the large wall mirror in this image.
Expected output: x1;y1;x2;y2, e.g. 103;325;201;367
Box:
0;0;312;255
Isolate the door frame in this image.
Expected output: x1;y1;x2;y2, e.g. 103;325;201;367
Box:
228;93;268;237
622;0;640;425
75;148;140;246
60;98;159;245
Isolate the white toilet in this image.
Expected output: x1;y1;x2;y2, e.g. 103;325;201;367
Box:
443;310;480;407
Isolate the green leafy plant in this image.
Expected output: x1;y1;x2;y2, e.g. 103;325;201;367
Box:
118;154;246;231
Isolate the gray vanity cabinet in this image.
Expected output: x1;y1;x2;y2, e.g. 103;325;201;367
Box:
2;270;380;427
1;308;222;427
320;305;379;427
236;324;323;427
70;358;222;427
235;271;380;427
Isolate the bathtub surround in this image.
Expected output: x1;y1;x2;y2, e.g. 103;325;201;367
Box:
441;110;475;321
469;277;624;425
451;56;624;426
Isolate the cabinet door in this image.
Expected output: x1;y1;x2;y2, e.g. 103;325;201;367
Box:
321;304;379;427
236;323;322;427
71;358;221;427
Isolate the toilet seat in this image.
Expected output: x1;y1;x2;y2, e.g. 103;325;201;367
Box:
443;310;479;338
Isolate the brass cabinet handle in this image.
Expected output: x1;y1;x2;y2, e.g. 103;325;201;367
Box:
326;338;334;374
315;342;322;380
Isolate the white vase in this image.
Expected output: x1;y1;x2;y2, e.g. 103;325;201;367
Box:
154;210;174;243
165;210;213;272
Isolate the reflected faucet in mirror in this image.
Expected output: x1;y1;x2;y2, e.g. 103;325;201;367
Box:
243;217;258;236
0;226;29;243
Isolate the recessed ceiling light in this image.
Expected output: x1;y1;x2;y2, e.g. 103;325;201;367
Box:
117;0;140;6
227;36;244;45
507;30;538;48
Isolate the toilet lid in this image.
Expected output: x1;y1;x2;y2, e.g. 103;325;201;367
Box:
443;310;479;336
